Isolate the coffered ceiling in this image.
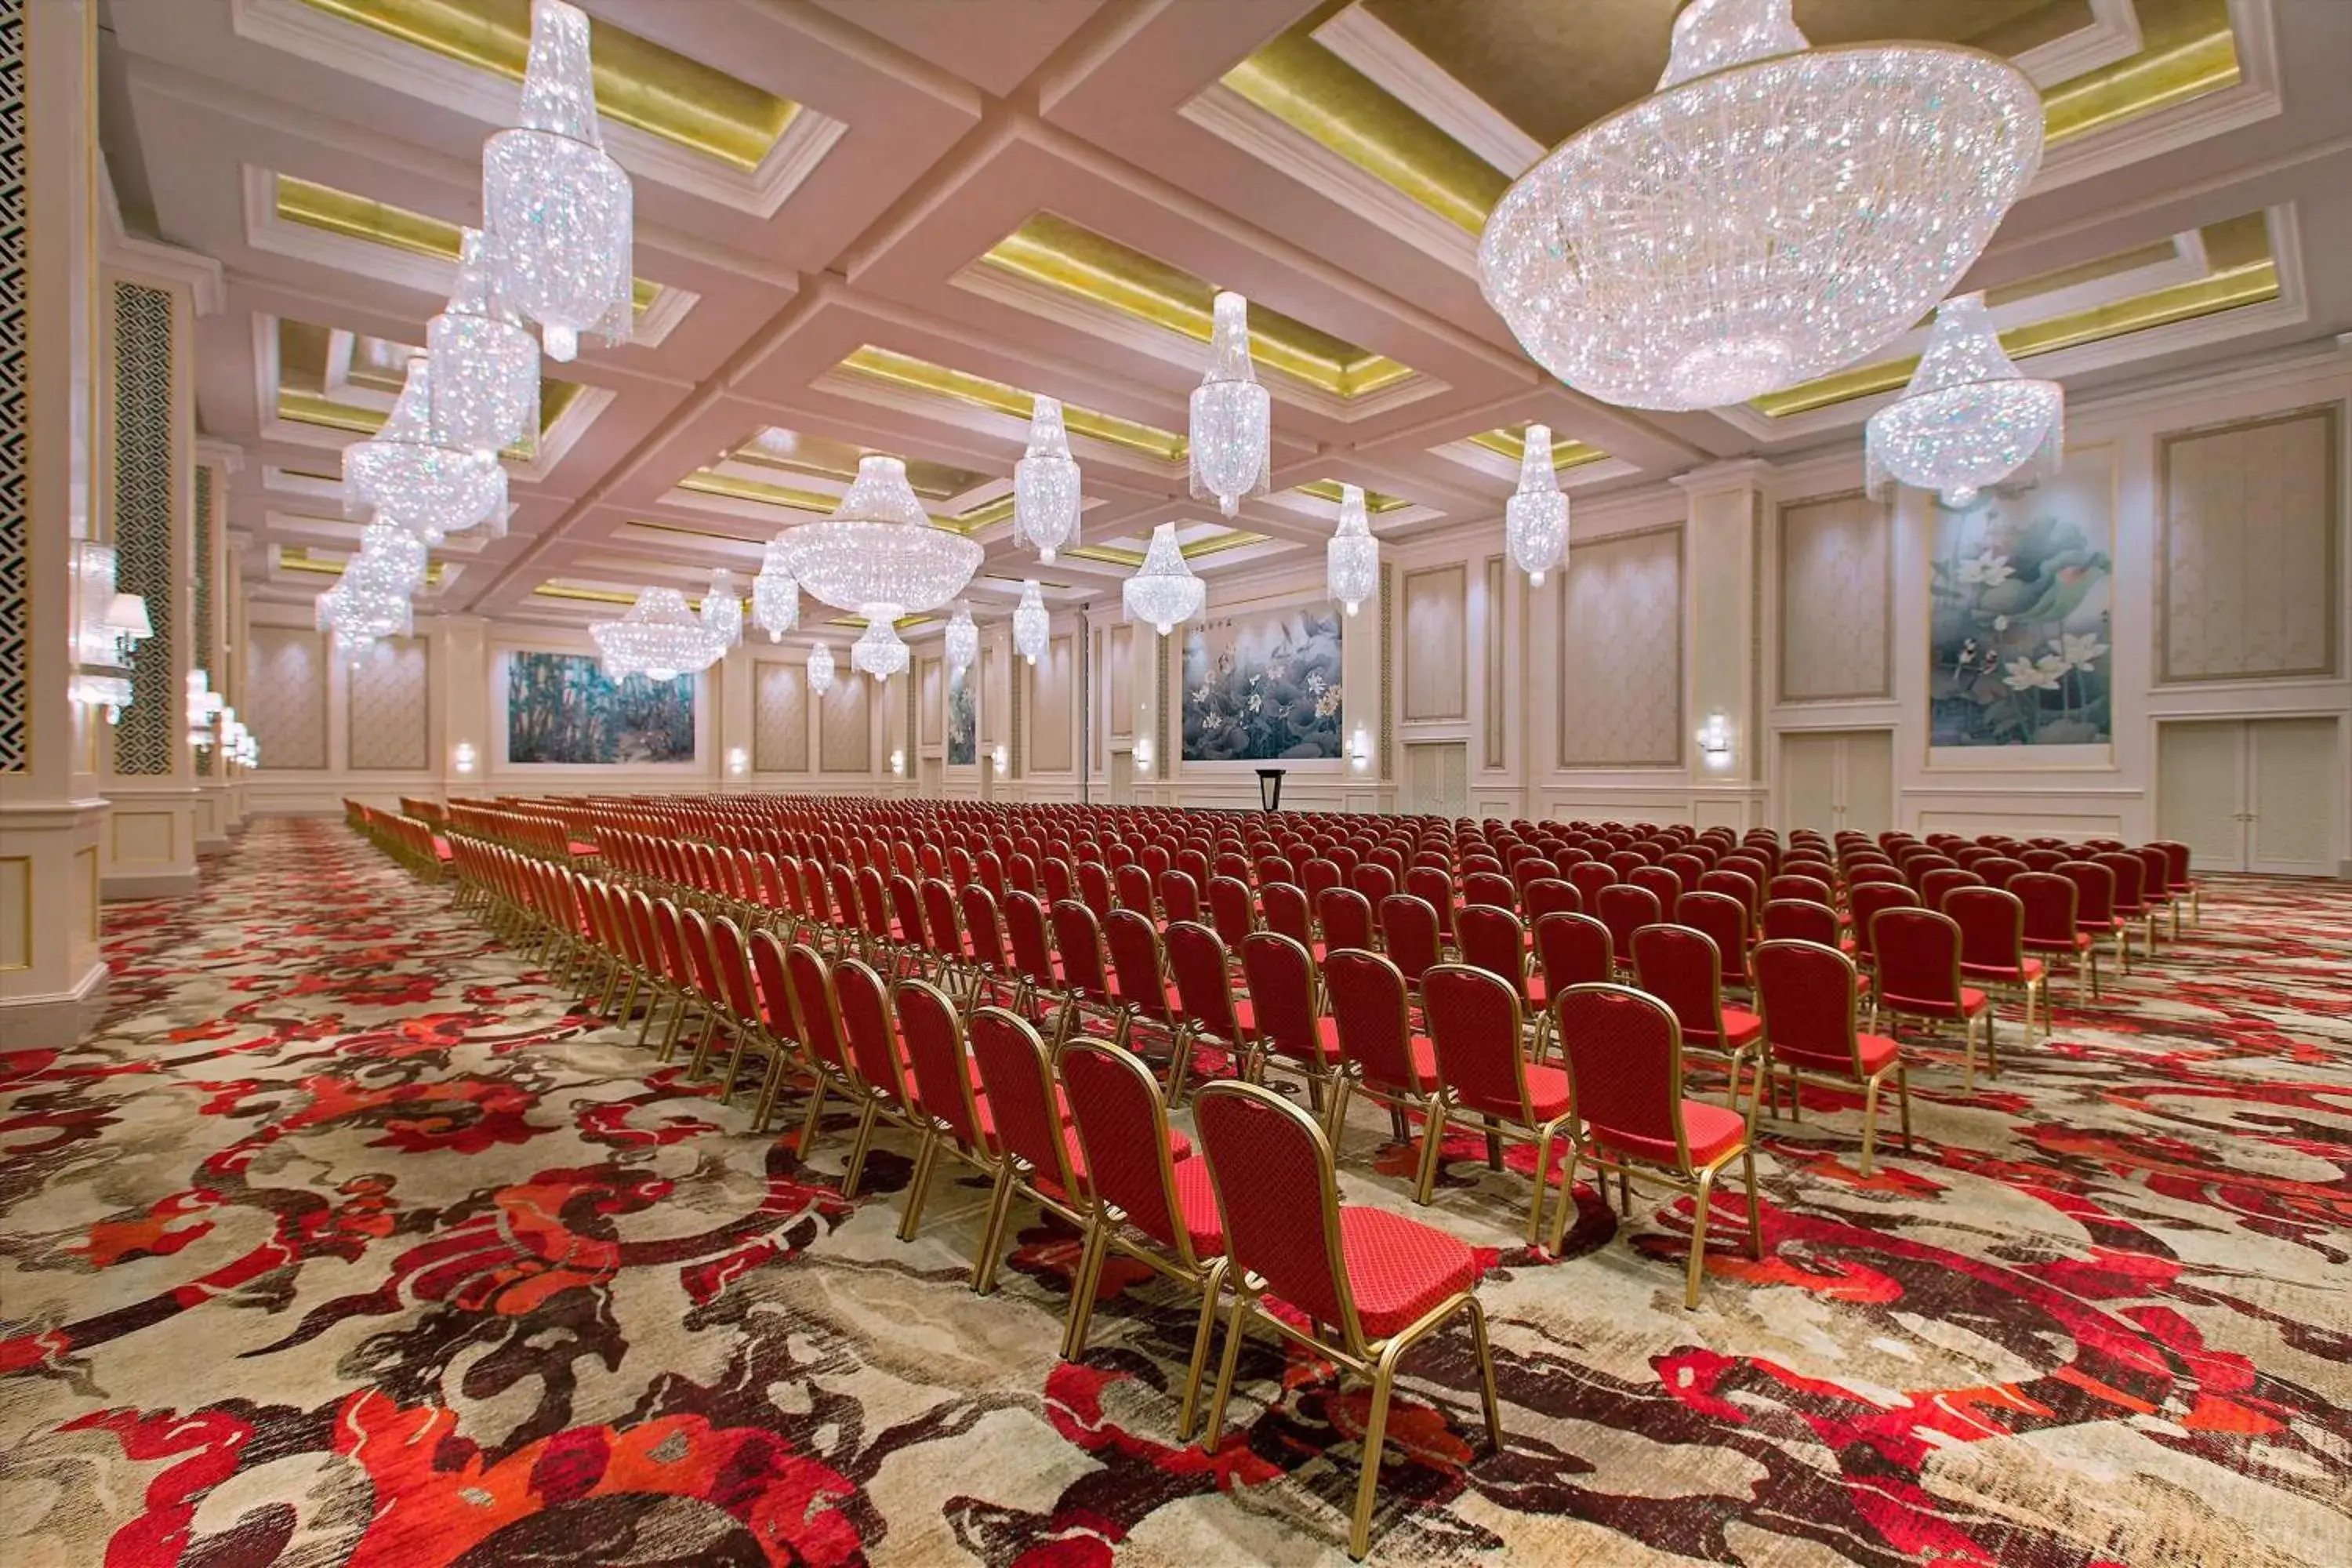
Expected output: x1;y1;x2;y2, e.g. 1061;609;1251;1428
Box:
100;0;2352;644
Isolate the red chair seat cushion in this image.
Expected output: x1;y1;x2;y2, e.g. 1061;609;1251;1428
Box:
1773;1031;1899;1077
1524;1062;1571;1122
1722;1007;1762;1050
568;841;599;858
1367;1036;1440;1095
1878;985;1987;1020
1595;1098;1748;1170
1335;1207;1476;1339
2024;931;2092;955
433;837;454;862
1962;958;2047;984
1171;1153;1225;1258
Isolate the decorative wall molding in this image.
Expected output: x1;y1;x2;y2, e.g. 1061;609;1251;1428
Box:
0;1;25;776
1401;563;1468;722
1777;490;1894;703
346;635;430;771
245;623;328;770
1558;524;1684;769
109;280;177;778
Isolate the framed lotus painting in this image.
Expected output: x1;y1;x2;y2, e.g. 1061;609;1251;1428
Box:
1181;605;1344;761
1928;447;2114;749
503;651;695;764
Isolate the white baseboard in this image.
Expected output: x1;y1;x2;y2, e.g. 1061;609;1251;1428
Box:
0;961;110;1046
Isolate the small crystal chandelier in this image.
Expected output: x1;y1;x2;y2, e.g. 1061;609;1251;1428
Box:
751;538;800;641
1505;425;1570;587
1123;523;1204;637
1866;292;2064;507
807;640;836;694
343;356;507;545
1013;396;1081;562
359;521;430;594
943;602;978;676
1189;292;1269;517
700;568;744;649
1325;485;1377;618
428;226;540;457
777;455;984;627
590;587;728;682
315;539;415;663
481;0;633;362
851;620;910;683
1478;0;2043;411
1012;580;1050;666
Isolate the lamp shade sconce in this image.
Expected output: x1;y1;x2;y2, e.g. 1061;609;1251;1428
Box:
727;746;749;777
1697;711;1734;767
990;743;1009;772
1132;735;1153;775
890;747;906;776
1349;727;1373;771
452;741;479;774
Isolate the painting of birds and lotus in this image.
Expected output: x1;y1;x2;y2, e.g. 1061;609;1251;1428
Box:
1183;606;1345;761
1929;447;2115;748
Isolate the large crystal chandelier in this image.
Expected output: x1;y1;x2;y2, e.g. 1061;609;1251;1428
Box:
1012;580;1050;666
1123;524;1204;637
752;539;800;641
343;356;507;545
590;587;728;682
851;621;909;682
481;0;633;362
1325;485;1377;618
1866;292;2063;507
1189;292;1269;517
807;641;836;694
775;455;984;623
428;226;540;456
316;539;416;661
1505;425;1570;587
1013;396;1081;563
1477;0;2043;411
358;520;430;593
943;602;978;676
700;568;744;649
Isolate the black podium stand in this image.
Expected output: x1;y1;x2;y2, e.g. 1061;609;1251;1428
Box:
1257;768;1287;811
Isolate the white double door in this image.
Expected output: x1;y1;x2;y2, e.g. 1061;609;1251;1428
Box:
1777;729;1894;837
2158;717;2339;877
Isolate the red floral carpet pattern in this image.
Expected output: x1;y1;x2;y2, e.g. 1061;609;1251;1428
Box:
3;820;2348;1566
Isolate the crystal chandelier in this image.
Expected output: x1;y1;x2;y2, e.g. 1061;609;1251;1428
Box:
1325;485;1377;618
343;356;507;545
807;641;836;694
1477;0;2043;411
1013;396;1081;563
700;568;744;649
1012;580;1050;666
751;538;800;641
1123;523;1204;637
851;620;909;683
1505;425;1570;587
359;521;430;593
775;455;983;622
590;587;727;682
481;0;633;363
315;549;414;664
1189;292;1269;517
943;602;978;676
1866;292;2063;507
428;226;540;456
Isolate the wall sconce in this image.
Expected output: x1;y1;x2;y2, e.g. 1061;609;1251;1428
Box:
1697;711;1734;768
452;741;478;775
991;744;1010;772
1349;726;1372;771
727;746;749;777
889;747;906;777
187;670;225;749
70;541;150;722
1133;735;1153;775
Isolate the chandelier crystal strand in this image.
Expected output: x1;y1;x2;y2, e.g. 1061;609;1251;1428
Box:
428;226;541;457
359;520;430;594
851;621;909;683
776;454;984;623
700;568;744;648
751;538;800;641
1012;580;1050;666
481;0;633;362
1122;523;1205;637
1013;396;1081;563
1865;292;2064;506
1505;425;1570;587
1477;0;2043;411
806;640;835;694
589;587;726;683
1189;292;1270;517
943;602;978;676
1325;484;1378;617
343;356;508;545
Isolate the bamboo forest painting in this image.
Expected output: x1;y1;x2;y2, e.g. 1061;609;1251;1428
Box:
506;652;695;764
1182;606;1343;761
947;664;976;766
1929;448;2114;748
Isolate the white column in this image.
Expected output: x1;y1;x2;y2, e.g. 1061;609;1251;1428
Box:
1672;459;1774;832
440;617;490;798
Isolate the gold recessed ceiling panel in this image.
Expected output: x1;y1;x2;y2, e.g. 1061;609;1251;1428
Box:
294;0;797;170
978;214;1416;400
1751;212;2278;417
1293;479;1411;514
1466;426;1610;471
731;428;990;502
275;315;583;446
837;346;1189;465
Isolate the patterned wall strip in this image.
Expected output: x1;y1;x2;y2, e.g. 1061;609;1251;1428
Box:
0;5;29;773
1378;563;1395;782
111;281;176;776
194;465;214;777
1010;648;1024;776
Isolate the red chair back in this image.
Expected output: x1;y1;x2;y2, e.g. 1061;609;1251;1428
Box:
1317;886;1377;954
1947;886;2030;975
1167;920;1243;1045
1052;899;1114;1000
1115;862;1156;917
1160;870;1203;925
1556;985;1696;1171
1873;908;1966;1015
1594;882;1662;965
1629;922;1731;1047
1403;866;1455;940
1672;889;1751;985
1377;894;1443;988
1848;880;1918;964
1063;1042;1203;1263
1567;861;1618;908
1918;867;1984;911
2012;872;2081;952
1261;882;1313;949
960;884;1009;975
784;943;846;1070
1241;931;1325;1071
1207;875;1257;946
834;958;909;1104
1534;910;1613;1000
969;1007;1080;1200
1631;865;1683;910
2057;859;2117;926
1193;1084;1355;1341
2092;852;2147;916
1973;856;2027;888
1768;873;1833;908
896;978;984;1147
1455;905;1527;998
746;927;794;1036
1754;938;1872;1075
1760;898;1841;948
1324;949;1423;1098
1523;877;1581;922
1424;964;1534;1122
1105;908;1174;1022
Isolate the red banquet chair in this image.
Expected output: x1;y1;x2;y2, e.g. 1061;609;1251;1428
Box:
1378;893;1445;998
1323;948;1441;1149
1239;931;1341;1109
1947;885;2049;1040
1870;907;1997;1089
1193;1081;1501;1561
892;978;1000;1254
1594;882;1662;974
1418;964;1579;1247
966;1007;1090;1300
1551;984;1763;1306
1317;886;1378;956
1164;920;1249;1096
1631;921;1763;1109
1751;940;1910;1175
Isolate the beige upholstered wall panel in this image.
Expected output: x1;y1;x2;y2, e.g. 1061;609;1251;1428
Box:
1558;526;1683;768
1483;556;1505;768
982;646;1008;746
1107;624;1133;735
346;635;430;771
1778;492;1892;701
918;657;942;746
1030;634;1074;772
246;625;328;770
818;675;869;773
754;661;809;772
2160;406;2340;682
1402;564;1468;720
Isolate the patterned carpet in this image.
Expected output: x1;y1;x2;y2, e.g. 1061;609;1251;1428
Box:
2;819;2347;1566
